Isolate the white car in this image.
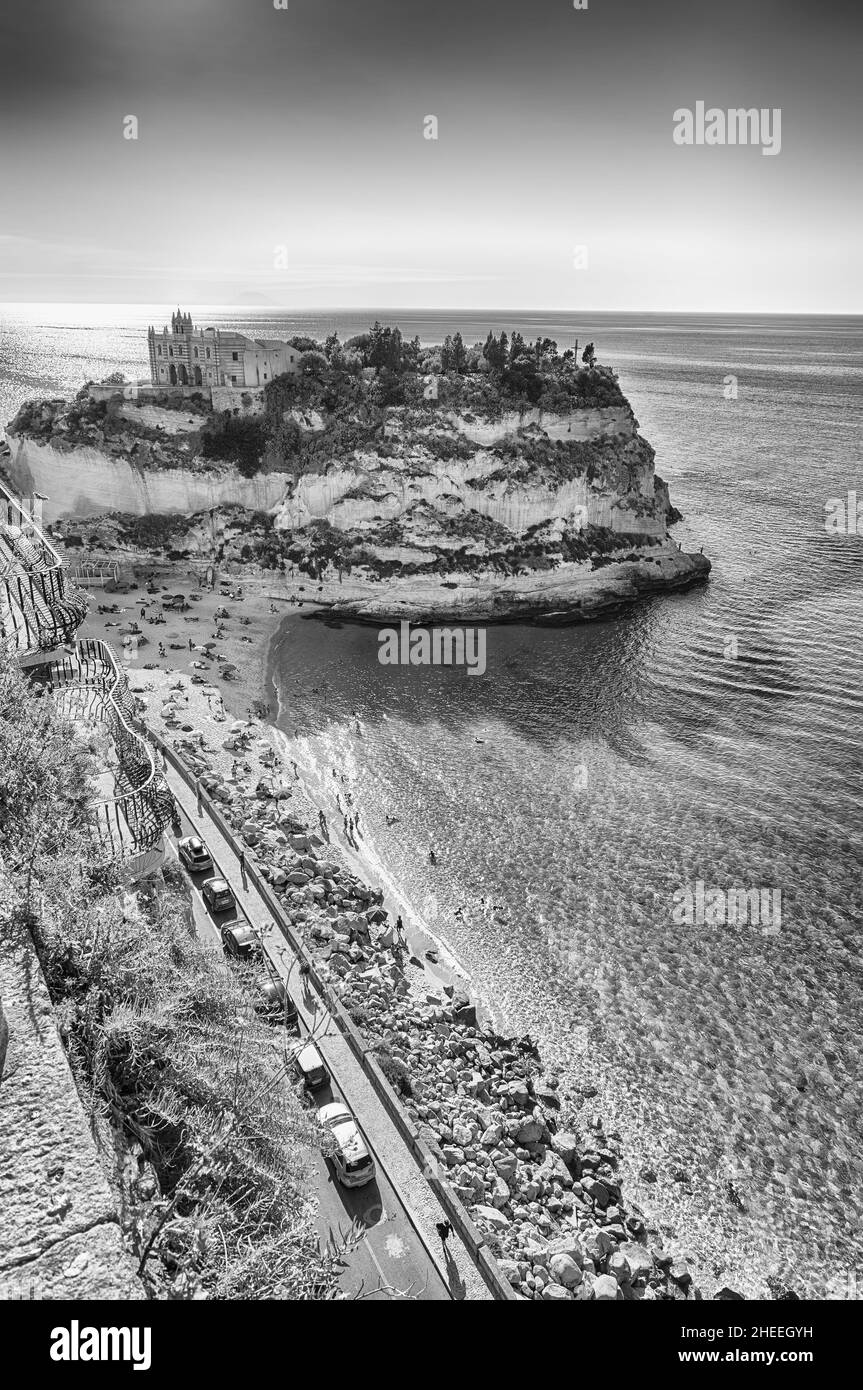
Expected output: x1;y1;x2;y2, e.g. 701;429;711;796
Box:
318;1102;376;1188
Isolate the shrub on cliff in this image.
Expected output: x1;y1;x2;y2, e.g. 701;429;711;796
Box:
374;1048;413;1098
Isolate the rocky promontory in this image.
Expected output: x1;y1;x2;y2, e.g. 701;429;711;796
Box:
4;326;709;624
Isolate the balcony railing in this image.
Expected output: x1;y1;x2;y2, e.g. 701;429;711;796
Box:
29;638;173;862
0;480;89;653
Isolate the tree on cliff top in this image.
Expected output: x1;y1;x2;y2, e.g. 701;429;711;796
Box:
201;415;266;478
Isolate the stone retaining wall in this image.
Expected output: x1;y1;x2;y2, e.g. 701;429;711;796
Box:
0;884;143;1300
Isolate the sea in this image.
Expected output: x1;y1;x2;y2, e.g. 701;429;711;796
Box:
2;304;862;1298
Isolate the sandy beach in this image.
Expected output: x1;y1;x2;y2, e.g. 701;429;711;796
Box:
73;553;477;1014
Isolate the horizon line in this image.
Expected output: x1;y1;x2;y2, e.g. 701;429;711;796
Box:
2;302;862;319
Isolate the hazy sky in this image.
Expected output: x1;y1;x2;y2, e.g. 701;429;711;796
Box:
0;0;860;310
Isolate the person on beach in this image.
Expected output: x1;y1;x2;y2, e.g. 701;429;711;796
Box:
429;848;437;866
239;849;247;888
436;1220;453;1248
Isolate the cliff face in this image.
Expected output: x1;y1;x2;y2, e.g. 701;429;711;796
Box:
4;434;292;521
272;403;665;541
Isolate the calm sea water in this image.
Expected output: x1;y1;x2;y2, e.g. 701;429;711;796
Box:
3;305;862;1297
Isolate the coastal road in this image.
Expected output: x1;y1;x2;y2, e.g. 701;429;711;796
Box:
164;802;461;1302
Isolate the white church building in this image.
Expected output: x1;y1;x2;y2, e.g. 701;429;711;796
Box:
147;311;302;389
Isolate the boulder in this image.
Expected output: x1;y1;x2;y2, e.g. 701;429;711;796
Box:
582;1176;610;1208
549;1253;583;1289
546;1235;584;1267
538;1151;573;1189
472;1204;510;1231
551;1131;579;1164
593;1274;622;1301
493;1154;518;1184
515;1116;545;1145
450;991;477;1028
489;1175;510;1209
533;1081;561;1110
580;1225;615;1263
608;1251;632;1284
505;1079;531;1107
480;1122;504;1148
618;1242;654;1281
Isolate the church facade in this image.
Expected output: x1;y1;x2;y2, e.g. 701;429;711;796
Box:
147;311;302;389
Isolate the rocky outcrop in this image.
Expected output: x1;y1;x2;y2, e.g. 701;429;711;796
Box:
318;545;710;625
7;378;709;623
271;403;662;539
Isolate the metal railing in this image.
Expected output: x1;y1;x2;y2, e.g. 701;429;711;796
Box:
0;479;89;653
29;638;173;861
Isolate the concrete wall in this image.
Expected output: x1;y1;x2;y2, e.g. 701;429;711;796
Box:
85;382;209;405
0;884;142;1299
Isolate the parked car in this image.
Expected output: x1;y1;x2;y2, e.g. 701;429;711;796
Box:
318;1102;376;1188
255;972;298;1028
294;1042;330;1092
220;920;261;959
202;876;236;914
177;836;212;872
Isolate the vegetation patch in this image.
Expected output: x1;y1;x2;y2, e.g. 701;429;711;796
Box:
0;660;340;1300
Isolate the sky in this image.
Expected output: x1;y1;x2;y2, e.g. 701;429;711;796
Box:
0;0;860;311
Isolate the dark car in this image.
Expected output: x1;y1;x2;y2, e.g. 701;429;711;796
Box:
202;876;236;914
178;836;212;873
255;973;298;1028
293;1042;330;1092
220;921;262;959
